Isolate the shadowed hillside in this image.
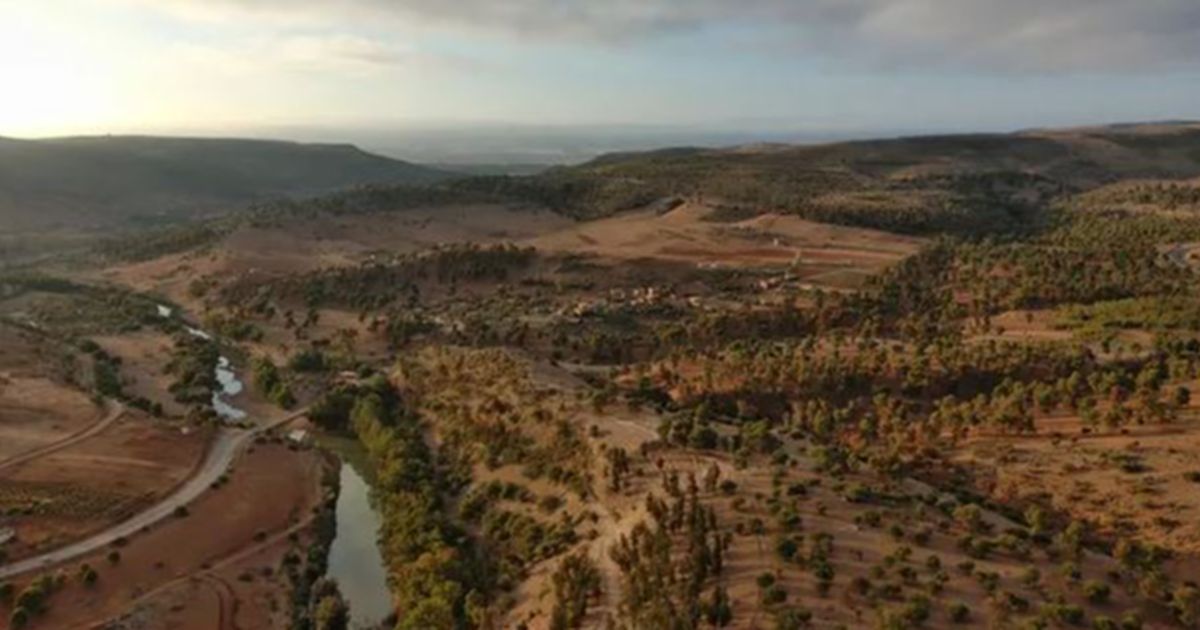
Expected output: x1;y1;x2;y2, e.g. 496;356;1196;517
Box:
452;121;1200;235
0;135;452;231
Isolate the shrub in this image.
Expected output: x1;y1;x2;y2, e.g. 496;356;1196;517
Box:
901;595;931;625
80;565;98;586
539;495;564;513
949;602;971;623
776;536;800;561
288;348;328;372
10;607;29;629
1047;603;1085;626
762;585;788;605
775;607;812;630
1084;580;1111;604
756;572;777;589
1021;567;1042;588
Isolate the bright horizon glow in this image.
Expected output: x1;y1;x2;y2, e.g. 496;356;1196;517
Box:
2;1;1199;139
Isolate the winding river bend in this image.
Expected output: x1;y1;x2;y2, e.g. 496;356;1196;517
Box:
159;304;247;421
162;304;391;625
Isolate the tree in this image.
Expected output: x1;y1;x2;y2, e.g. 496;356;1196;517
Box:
1084;580;1110;604
1025;505;1047;539
706;586;733;627
549;553;600;630
79;563;98;587
1175;386;1192;408
1057;520;1086;558
953;504;984;533
1173;584;1200;628
775;606;812;630
313;593;349;630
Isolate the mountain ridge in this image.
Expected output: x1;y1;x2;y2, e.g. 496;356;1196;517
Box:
0;135;452;232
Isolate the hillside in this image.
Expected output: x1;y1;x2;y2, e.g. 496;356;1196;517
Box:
452;121;1200;235
5;121;1200;629
0;135;451;231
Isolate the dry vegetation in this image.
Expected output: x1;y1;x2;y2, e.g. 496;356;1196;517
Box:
6;123;1200;629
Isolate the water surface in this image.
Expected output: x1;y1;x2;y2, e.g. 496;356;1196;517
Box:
155;305;246;421
328;463;393;628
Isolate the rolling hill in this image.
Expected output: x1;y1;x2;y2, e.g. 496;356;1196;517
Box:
0;135;452;231
452;121;1200;234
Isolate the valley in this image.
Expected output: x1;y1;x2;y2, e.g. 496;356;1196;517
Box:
2;122;1200;630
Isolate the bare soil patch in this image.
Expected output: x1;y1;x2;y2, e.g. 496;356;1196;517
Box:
527;202;922;282
0;441;322;629
959;406;1200;555
0;414;207;561
0;376;101;462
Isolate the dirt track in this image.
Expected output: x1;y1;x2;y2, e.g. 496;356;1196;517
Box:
0;407;308;580
0;401;125;474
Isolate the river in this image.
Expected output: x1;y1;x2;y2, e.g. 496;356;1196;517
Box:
328;462;393;628
156;304;247;421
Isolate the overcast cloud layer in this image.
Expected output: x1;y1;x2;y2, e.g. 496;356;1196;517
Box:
5;1;1198;136
149;0;1200;72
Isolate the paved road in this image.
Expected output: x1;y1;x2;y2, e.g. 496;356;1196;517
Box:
0;408;308;579
0;402;125;474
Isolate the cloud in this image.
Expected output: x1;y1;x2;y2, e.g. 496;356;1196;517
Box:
135;0;1200;73
162;34;483;83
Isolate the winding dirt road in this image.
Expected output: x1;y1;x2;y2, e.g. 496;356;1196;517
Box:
0;408;308;580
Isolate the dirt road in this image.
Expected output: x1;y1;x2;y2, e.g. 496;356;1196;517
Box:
0;401;125;473
0;408;308;579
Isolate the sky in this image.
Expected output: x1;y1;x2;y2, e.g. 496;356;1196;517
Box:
2;0;1199;140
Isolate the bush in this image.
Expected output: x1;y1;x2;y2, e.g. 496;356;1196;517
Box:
762;584;788;605
80;564;98;586
775;607;812;630
949;602;971;623
539;495;564;513
1119;612;1143;630
1084;580;1111;604
776;536;800;561
10;607;29;629
756;572;777;589
1050;603;1086;626
288;348;328;372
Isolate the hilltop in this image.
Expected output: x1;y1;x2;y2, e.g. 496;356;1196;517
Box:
453;121;1200;234
0;135;451;231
